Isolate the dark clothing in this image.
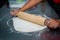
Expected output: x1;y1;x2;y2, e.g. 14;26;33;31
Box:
47;0;60;18
0;0;9;8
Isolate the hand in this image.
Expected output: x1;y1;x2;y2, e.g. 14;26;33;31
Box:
45;19;60;29
10;9;19;16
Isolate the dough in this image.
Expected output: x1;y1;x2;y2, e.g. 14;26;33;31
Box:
12;17;47;32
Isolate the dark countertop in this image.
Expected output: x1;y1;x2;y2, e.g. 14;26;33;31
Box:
0;5;60;40
39;28;60;40
0;27;60;40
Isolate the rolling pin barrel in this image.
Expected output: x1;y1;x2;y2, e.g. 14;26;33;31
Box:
17;12;46;26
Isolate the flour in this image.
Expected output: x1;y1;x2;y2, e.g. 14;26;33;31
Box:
12;17;47;32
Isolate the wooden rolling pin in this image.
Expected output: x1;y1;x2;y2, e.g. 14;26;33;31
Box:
17;12;46;26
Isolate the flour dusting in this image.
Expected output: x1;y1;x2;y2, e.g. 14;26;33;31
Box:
12;17;47;32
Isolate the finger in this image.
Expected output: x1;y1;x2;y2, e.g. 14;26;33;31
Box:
49;21;59;29
48;21;56;28
10;12;14;15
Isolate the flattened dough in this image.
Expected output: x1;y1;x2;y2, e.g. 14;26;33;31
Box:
12;17;47;32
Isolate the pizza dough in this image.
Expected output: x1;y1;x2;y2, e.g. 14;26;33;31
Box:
12;17;47;32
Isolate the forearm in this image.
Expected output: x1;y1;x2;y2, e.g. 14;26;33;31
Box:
17;12;46;26
19;0;42;12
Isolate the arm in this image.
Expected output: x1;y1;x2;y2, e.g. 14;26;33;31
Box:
11;11;60;28
11;0;60;28
19;0;42;12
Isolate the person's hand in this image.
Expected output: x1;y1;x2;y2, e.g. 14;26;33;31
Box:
45;19;60;29
10;9;19;16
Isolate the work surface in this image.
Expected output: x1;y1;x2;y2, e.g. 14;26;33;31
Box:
0;27;60;40
0;5;60;40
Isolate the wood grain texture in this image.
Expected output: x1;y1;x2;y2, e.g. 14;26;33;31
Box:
17;12;46;26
